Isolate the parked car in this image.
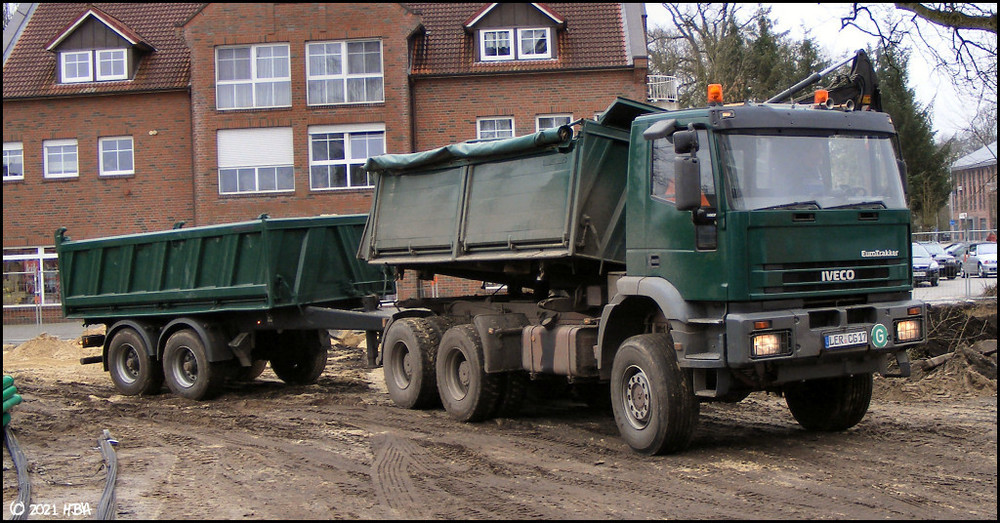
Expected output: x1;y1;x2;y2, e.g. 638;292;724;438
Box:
919;241;960;279
911;242;940;286
961;242;997;278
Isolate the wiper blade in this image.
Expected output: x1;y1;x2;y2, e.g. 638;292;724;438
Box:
826;200;887;210
758;200;821;210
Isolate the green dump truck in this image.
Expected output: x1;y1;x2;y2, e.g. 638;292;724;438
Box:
361;88;926;454
56;214;393;401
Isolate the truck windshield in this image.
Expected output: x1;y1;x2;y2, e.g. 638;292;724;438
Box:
718;133;907;211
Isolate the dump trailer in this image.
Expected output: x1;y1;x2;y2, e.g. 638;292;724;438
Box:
361;93;927;455
56;214;394;400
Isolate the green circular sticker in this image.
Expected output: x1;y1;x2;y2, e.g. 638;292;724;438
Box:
871;324;889;348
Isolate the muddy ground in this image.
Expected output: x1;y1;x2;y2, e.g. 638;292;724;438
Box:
3;302;997;520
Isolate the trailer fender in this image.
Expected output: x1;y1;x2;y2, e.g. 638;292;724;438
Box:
158;317;233;363
596;276;696;379
103;320;161;371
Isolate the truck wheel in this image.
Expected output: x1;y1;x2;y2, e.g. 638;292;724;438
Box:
382;318;442;409
107;328;163;396
610;333;699;455
162;330;225;400
270;330;328;385
231;359;268;382
491;372;529;418
436;325;502;422
783;373;872;431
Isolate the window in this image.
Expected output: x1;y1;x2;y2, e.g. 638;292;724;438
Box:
651;130;714;207
3;247;61;308
307;40;384;105
536;114;572;131
216;44;291;110
481;29;513;61
96;49;127;81
309;125;385;190
60;51;92;83
99;137;134;176
518;28;551;59
3;143;24;181
43;139;78;179
479;28;552;61
477;118;514;140
217;128;294;194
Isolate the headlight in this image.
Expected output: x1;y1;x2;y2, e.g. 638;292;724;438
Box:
930;260;939;269
895;319;922;343
751;331;791;358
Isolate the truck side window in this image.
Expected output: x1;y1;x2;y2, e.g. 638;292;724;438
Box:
651;130;715;208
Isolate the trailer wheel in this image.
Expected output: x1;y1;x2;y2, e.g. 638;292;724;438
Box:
383;318;442;409
231;360;268;382
107;328;163;396
270;330;328;385
610;333;699;455
162;329;225;400
436;325;502;422
783;373;873;431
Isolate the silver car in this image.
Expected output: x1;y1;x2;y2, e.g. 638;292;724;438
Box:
961;242;997;278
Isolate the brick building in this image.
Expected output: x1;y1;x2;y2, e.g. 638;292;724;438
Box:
949;140;998;241
3;3;650;324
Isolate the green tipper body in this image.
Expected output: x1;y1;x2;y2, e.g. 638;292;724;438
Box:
56;214;392;323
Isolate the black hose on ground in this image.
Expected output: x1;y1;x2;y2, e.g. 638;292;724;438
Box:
4;426;32;520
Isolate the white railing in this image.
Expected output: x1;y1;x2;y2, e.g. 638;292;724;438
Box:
647;75;678;103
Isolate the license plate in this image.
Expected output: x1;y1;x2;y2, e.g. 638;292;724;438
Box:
824;330;868;349
913;271;926;277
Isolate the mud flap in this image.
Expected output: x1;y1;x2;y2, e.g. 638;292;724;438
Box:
879;350;911;378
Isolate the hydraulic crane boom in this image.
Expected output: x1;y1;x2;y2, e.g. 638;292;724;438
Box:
767;49;882;112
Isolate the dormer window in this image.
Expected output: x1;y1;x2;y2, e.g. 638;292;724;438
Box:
479;28;551;61
46;7;152;85
481;30;513;61
96;49;128;80
517;28;550;59
60;51;92;83
59;49;128;83
466;4;563;63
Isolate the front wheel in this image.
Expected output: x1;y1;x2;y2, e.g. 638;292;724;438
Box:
783;373;872;431
610;333;699;455
162;329;226;400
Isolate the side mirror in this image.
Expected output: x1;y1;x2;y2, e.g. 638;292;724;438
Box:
675;157;702;211
673;130;699;155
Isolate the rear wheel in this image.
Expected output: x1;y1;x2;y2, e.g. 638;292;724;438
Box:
436;325;503;422
610;333;699;455
783;373;872;431
107;328;163;396
382;318;443;409
231;359;268;382
269;330;328;385
162;330;225;400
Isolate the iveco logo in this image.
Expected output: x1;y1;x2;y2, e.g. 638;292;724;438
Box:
822;269;856;282
861;249;899;258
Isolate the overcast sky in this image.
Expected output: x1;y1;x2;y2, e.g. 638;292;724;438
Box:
644;3;983;138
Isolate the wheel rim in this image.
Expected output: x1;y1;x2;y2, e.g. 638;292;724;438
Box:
442;346;470;401
390;341;413;389
170;346;199;388
622;364;651;430
114;343;141;384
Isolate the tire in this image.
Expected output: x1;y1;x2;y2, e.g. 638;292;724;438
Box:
979;264;986;278
610;333;699;455
930;276;939;286
269;330;328;385
162;329;225;400
783;373;872;431
231;359;267;382
382;317;443;409
107;328;163;396
491;371;529;418
436;325;503;422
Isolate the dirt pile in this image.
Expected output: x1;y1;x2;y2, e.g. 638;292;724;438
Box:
921;301;998;357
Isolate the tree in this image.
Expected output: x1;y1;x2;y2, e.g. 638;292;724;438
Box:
840;3;997;98
876;46;953;229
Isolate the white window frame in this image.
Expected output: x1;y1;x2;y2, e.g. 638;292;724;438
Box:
43;139;79;179
3;142;24;181
217;128;295;195
480;29;514;61
3;246;61;308
215;43;291;110
99;136;134;176
308;124;385;191
536;114;572;131
60;50;93;83
306;40;385;106
517;28;551;60
477;117;514;141
95;49;128;81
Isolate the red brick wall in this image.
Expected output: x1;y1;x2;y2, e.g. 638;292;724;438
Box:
182;3;422;226
411;69;648;150
2;91;194;246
